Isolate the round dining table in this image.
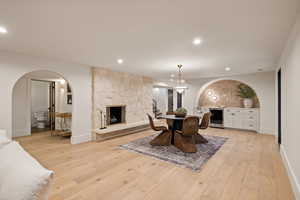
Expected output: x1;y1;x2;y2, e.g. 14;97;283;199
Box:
161;115;186;144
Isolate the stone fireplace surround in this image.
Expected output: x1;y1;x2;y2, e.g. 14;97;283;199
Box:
92;67;153;140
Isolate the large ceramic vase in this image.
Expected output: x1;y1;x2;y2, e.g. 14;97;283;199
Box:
243;98;253;108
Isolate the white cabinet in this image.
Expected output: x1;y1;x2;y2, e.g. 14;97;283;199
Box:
224;108;259;132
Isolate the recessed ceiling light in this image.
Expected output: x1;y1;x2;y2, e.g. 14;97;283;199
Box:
0;26;7;34
193;38;202;46
225;67;231;71
170;74;175;78
117;59;124;64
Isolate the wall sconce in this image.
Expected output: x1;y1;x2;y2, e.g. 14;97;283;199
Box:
211;95;219;102
207;90;213;96
60;88;65;93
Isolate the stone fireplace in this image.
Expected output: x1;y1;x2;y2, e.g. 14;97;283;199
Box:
92;67;153;135
106;105;126;125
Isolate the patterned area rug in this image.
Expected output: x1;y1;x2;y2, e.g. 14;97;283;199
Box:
120;134;228;171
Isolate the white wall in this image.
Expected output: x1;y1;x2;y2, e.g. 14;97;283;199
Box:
55;81;72;130
56;81;72;113
277;14;300;199
12;77;31;137
152;87;168;114
182;71;276;134
0;51;92;144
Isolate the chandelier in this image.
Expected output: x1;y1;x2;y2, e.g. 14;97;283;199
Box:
174;64;188;94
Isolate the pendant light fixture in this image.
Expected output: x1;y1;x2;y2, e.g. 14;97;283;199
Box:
174;64;188;94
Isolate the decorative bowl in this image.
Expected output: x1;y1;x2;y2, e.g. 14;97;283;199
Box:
175;112;186;117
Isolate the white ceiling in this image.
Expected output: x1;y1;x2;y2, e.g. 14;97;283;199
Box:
0;0;299;79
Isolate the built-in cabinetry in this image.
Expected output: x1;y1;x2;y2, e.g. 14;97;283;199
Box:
195;107;259;132
224;108;259;132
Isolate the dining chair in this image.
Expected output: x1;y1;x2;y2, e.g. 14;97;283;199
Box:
195;112;210;144
199;112;211;129
174;116;199;153
147;114;172;146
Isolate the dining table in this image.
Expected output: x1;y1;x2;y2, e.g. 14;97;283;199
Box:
161;115;200;144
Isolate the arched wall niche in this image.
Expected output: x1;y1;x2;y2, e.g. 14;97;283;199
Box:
195;79;260;109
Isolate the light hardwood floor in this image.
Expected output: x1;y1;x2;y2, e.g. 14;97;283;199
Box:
16;128;294;200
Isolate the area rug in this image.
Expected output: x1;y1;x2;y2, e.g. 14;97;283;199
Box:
120;134;228;171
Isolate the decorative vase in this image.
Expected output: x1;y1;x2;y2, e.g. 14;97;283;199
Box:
243;98;253;108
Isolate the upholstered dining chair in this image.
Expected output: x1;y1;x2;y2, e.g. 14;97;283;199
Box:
195;112;211;144
147;114;172;146
174;116;199;153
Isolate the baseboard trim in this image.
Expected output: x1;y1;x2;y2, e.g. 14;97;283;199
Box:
71;133;92;144
280;145;300;200
14;129;31;137
258;129;274;135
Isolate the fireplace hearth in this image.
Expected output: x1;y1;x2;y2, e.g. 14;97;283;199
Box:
106;105;126;125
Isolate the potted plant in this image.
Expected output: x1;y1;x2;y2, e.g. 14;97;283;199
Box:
175;107;187;117
237;84;256;108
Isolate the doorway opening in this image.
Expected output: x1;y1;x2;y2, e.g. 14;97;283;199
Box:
30;80;55;133
277;69;282;145
12;70;73;140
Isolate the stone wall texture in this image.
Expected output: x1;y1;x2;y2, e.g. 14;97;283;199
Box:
92;67;153;129
199;80;260;108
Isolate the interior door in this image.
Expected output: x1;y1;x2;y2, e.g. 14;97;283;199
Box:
278;69;282;145
49;82;56;131
168;89;174;112
177;92;182;108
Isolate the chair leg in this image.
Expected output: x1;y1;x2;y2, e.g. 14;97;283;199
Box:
150;130;172;146
174;132;197;153
195;134;208;144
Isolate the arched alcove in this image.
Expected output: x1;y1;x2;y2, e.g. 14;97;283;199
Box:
197;80;260;108
195;78;261;110
12;70;73;141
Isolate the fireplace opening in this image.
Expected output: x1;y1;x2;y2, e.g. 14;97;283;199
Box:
209;108;224;128
106;105;126;125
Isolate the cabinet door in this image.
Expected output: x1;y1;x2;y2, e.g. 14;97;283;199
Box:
243;119;257;130
224;109;233;127
243;109;258;131
232;110;243;129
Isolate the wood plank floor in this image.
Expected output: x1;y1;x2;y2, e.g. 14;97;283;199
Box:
16;128;294;200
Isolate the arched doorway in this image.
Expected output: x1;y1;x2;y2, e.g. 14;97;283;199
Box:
12;70;73;141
